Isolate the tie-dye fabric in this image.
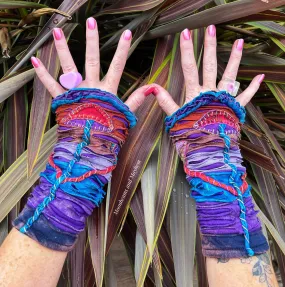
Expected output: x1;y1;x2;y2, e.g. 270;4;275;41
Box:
14;88;137;251
166;90;268;258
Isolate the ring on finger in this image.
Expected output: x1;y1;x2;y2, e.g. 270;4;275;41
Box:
217;77;240;97
59;71;83;90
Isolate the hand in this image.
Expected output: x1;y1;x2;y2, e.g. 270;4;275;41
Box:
30;17;149;112
147;25;265;115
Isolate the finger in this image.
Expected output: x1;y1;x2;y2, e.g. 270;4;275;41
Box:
180;28;200;100
221;39;244;82
124;85;149;112
31;57;65;98
85;17;100;84
203;25;217;89
104;30;132;94
150;84;180;115
235;74;265;106
53;28;78;74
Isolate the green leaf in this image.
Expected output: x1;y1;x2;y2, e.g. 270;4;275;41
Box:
0;69;34;103
0;126;56;222
266;83;285;112
0;1;47;9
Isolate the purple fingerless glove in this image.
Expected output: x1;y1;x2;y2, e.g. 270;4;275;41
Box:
165;90;269;258
13;88;137;251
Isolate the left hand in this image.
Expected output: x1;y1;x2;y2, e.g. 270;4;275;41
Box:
146;25;265;115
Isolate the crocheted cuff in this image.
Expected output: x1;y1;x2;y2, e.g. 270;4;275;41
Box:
14;88;136;251
167;91;269;258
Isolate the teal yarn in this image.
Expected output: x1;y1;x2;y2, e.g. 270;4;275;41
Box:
19;120;94;234
218;123;254;257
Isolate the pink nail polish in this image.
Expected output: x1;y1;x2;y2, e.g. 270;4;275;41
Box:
31;57;40;68
87;17;96;30
53;28;62;40
144;86;158;96
182;28;190;40
236;39;244;51
258;74;265;84
208;25;216;37
124;30;132;40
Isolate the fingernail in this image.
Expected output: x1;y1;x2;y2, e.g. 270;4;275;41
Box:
87;17;96;30
208;25;216;37
258;74;265;84
236;39;244;51
182;28;191;40
124;29;132;40
53;28;62;40
144;87;158;97
31;56;40;68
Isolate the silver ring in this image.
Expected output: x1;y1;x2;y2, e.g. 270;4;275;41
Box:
217;78;240;97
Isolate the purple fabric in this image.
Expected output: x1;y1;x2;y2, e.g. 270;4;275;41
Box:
196;197;261;235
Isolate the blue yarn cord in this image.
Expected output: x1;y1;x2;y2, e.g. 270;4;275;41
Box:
19;120;94;234
218;123;254;257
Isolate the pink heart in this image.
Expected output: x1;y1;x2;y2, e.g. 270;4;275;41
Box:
59;72;83;89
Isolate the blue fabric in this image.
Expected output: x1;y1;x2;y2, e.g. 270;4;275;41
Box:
164;90;246;132
202;229;269;258
51;88;137;128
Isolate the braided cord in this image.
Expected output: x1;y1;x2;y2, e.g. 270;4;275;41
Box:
218;123;254;256
20;120;94;234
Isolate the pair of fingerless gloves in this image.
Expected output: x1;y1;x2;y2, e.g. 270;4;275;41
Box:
14;88;268;258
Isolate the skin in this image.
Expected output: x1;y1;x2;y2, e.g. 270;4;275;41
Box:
0;19;278;286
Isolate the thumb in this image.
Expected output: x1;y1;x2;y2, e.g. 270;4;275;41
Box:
124;85;149;112
149;83;180;115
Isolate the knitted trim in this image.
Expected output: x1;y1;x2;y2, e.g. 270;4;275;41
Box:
165;90;246;132
51;88;137;128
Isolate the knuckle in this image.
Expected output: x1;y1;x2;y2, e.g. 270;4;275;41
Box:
111;58;123;73
204;62;216;73
86;56;99;68
183;62;197;74
204;40;216;48
63;65;76;73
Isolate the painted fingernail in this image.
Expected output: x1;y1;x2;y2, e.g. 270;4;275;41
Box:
144;86;158;97
236;39;244;51
31;56;40;68
87;17;96;30
182;28;191;40
124;29;132;40
258;74;265;84
53;28;62;40
208;25;216;37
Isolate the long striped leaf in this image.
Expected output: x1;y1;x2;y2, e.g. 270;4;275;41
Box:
0;126;57;222
95;0;165;16
169;164;197;287
106;36;174;253
0;1;47;9
0;69;34;103
145;0;285;39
